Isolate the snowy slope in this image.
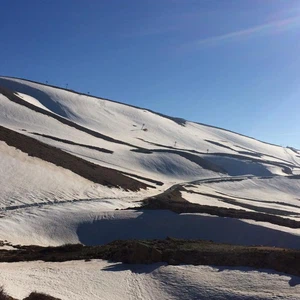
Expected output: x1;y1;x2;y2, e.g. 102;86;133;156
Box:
1;260;300;300
0;76;299;182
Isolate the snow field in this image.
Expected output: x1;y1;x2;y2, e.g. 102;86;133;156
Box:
0;260;300;300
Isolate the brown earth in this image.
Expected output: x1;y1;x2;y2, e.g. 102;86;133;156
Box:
1;239;300;278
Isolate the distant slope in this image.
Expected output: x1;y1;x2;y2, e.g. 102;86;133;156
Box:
0;75;299;183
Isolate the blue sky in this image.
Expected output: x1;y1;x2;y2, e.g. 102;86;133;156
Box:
1;0;300;147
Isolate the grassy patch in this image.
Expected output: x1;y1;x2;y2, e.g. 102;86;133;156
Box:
1;239;300;277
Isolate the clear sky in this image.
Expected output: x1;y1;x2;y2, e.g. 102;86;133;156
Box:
1;0;300;147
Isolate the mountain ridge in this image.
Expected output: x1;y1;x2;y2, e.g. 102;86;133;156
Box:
0;75;287;148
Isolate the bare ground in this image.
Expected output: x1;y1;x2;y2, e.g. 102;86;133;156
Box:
1;238;300;278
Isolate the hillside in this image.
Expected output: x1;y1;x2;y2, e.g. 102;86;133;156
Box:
0;76;300;299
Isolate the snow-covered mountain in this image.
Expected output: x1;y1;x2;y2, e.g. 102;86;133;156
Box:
1;76;300;299
0;75;300;237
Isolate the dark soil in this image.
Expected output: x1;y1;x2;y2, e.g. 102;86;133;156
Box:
1;239;300;278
